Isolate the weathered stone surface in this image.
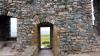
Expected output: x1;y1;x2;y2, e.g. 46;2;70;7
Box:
0;0;100;56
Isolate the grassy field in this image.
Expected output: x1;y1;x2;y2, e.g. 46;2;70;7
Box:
41;34;50;48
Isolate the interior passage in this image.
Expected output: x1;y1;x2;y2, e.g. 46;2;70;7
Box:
39;49;53;56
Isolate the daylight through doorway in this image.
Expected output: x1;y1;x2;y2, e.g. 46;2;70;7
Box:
40;27;50;49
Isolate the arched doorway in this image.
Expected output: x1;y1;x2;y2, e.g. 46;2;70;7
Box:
38;22;53;49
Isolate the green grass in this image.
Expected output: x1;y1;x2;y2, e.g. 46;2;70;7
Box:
41;34;50;41
41;34;50;48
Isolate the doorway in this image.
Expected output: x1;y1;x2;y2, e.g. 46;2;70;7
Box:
38;22;53;49
40;27;50;49
0;15;10;41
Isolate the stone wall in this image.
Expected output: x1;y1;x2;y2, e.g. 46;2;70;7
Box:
52;26;60;56
7;0;38;49
0;0;100;56
0;0;8;15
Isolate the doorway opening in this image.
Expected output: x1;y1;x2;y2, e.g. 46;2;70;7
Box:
40;27;50;49
0;15;10;41
0;15;17;50
38;22;53;49
0;15;17;41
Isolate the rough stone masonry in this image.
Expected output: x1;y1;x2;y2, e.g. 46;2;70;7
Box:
0;0;100;56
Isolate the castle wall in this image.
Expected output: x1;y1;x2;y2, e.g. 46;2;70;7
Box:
0;0;99;56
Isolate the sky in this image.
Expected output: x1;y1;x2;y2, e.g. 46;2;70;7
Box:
40;27;50;35
10;18;17;37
